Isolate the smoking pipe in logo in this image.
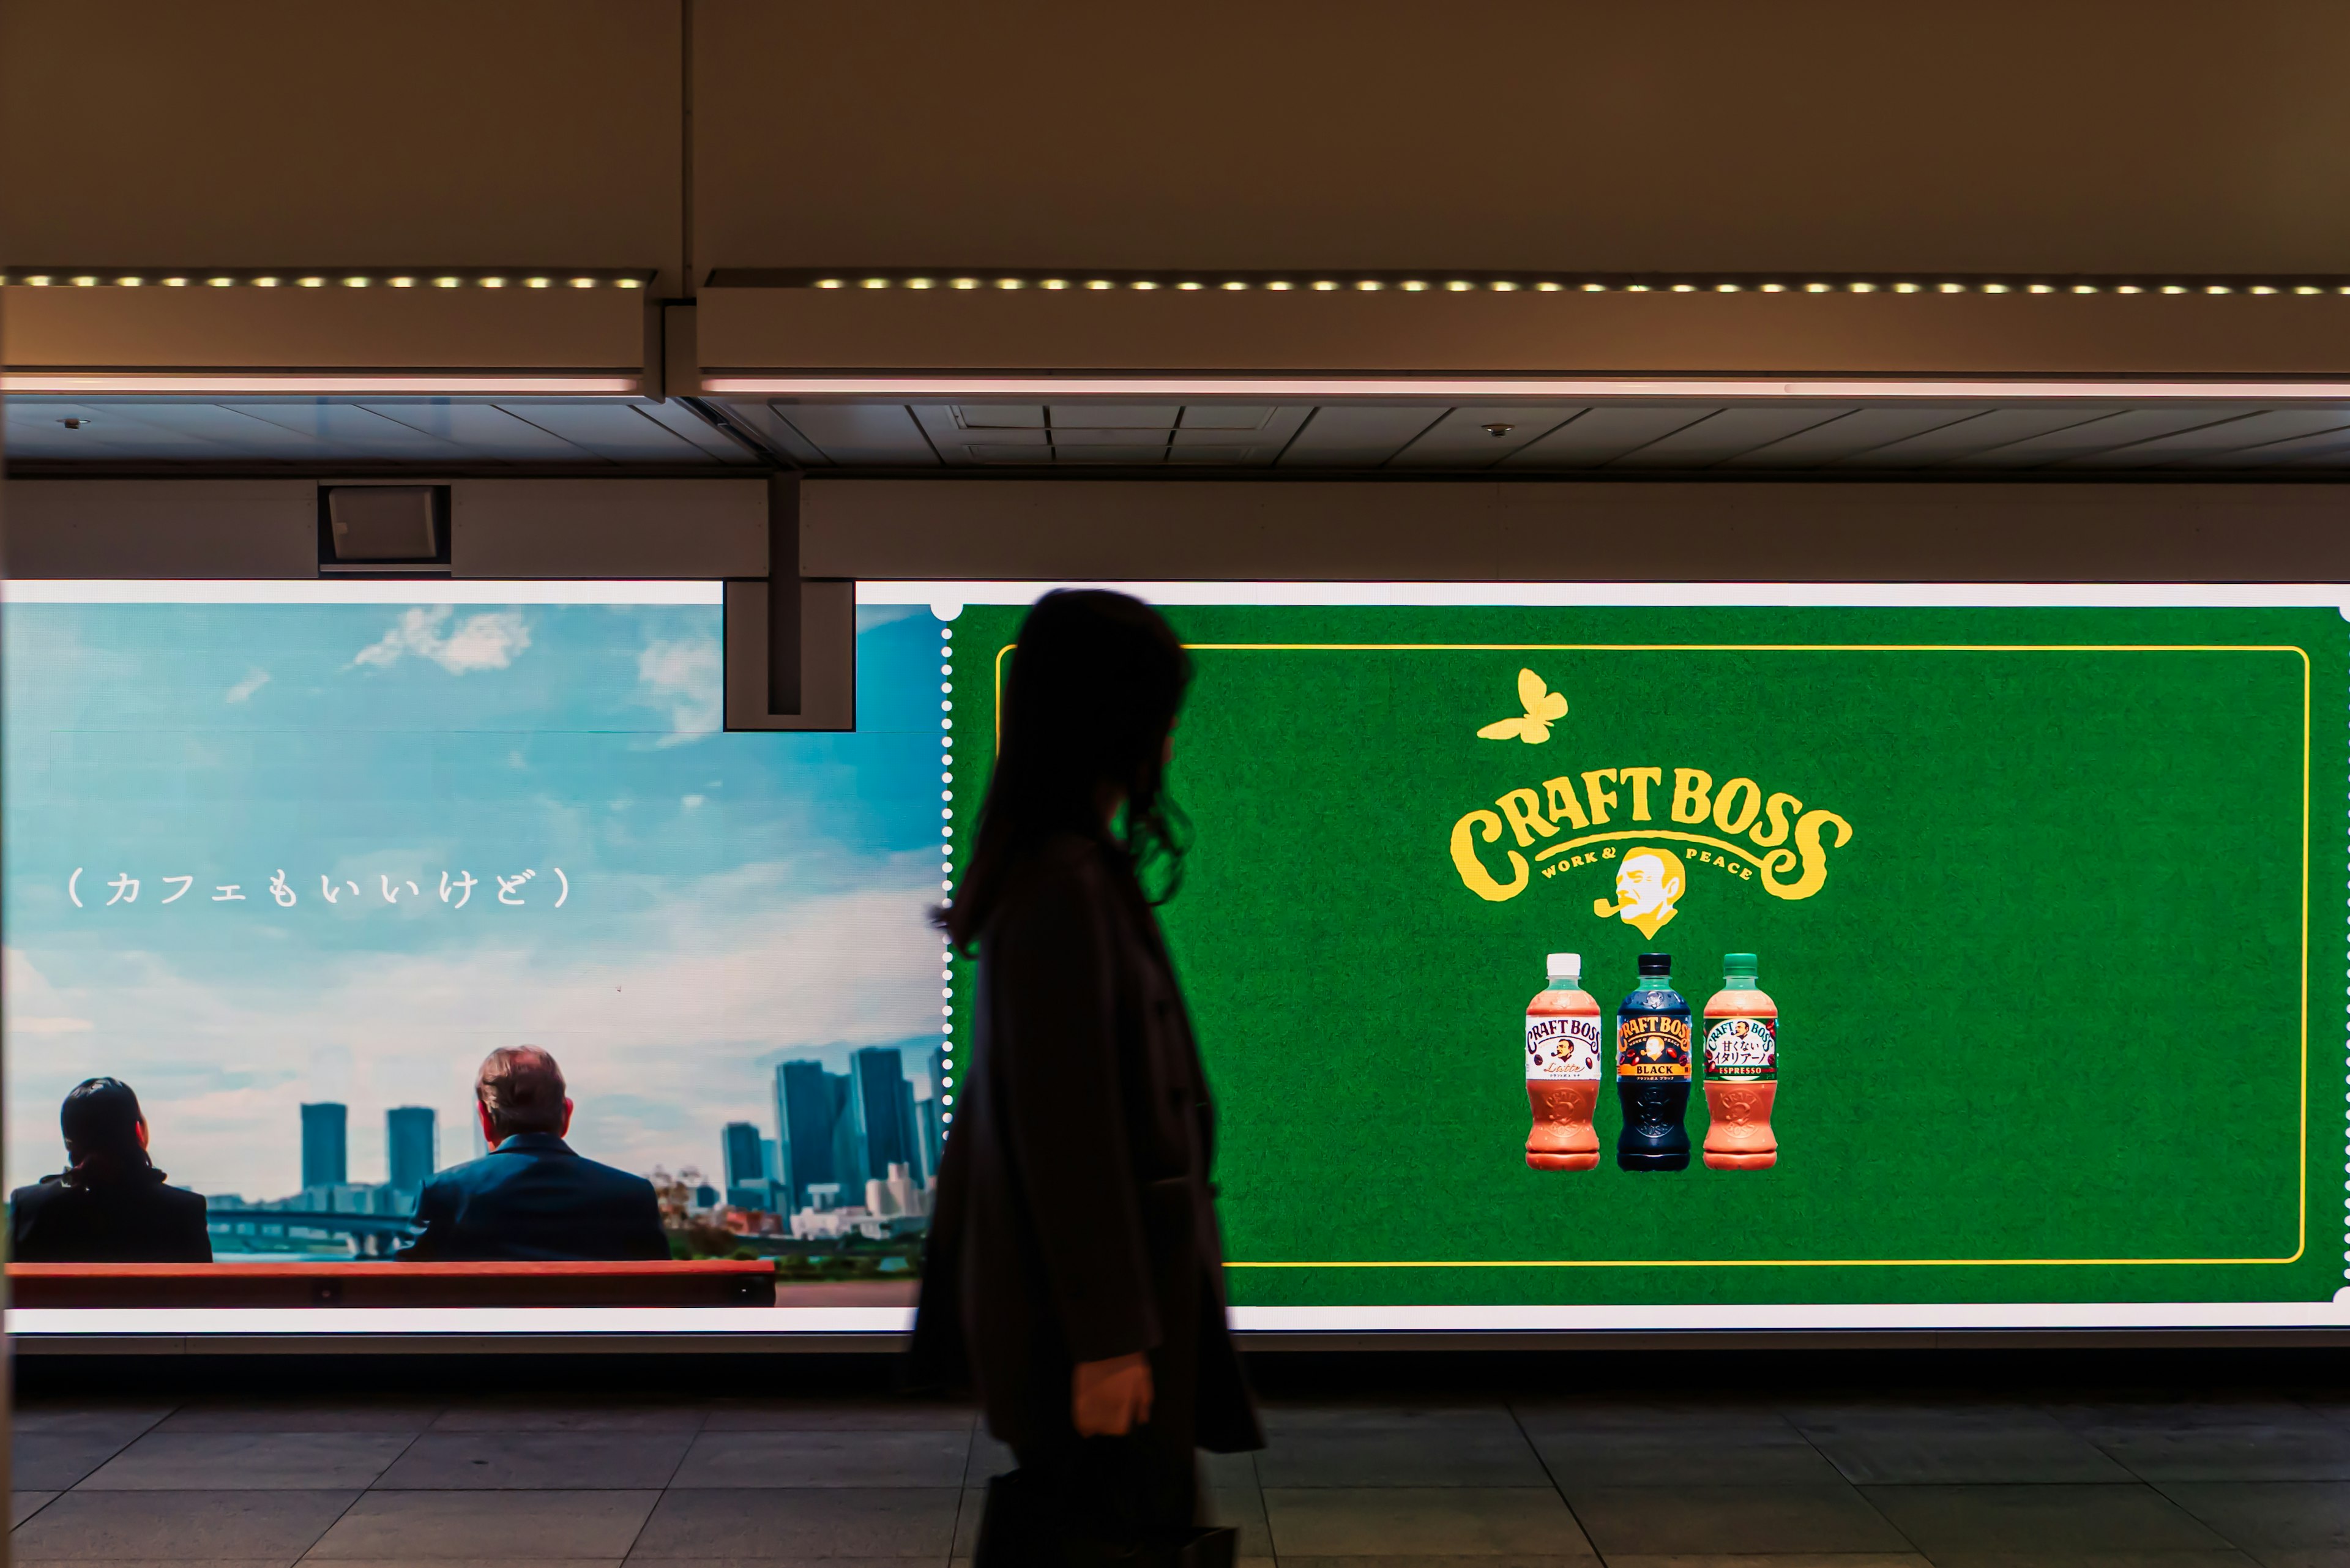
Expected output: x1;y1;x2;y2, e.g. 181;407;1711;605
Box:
1590;895;1631;917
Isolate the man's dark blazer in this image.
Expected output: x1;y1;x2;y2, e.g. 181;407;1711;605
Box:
397;1133;670;1261
8;1168;213;1262
912;833;1261;1462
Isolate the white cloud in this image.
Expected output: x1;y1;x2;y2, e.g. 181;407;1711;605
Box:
3;853;941;1197
225;668;271;704
352;607;531;674
12;1016;95;1036
638;634;722;745
6;949;95;1039
681;794;706;810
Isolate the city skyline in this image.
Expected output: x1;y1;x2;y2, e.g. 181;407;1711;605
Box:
232;1031;950;1209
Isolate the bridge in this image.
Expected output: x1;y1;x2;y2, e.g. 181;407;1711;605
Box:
207;1209;420;1258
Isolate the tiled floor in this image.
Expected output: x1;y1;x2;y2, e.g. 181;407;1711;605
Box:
15;1379;2350;1566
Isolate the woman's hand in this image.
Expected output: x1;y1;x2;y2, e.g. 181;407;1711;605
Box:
1072;1351;1154;1436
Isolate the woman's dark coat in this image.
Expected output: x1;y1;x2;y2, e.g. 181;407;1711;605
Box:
9;1168;212;1262
912;834;1259;1457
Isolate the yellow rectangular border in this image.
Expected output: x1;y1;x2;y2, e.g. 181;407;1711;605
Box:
991;640;2313;1270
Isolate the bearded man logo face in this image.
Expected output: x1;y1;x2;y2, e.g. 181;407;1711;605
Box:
1610;849;1685;939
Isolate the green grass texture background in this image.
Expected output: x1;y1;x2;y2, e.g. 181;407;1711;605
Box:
951;604;2337;1305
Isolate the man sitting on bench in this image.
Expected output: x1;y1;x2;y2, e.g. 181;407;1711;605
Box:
400;1046;670;1261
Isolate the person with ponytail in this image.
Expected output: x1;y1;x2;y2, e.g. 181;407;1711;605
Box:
9;1077;211;1262
912;591;1258;1567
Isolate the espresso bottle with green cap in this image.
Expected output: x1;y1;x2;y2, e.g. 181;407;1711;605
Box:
1701;952;1778;1169
1614;952;1692;1170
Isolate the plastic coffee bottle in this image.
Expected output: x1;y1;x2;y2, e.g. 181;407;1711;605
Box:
1615;952;1692;1171
1701;952;1778;1170
1524;952;1602;1171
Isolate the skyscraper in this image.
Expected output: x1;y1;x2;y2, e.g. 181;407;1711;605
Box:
721;1120;767;1209
923;1042;950;1174
848;1046;916;1189
300;1102;348;1189
893;1075;922;1182
386;1107;437;1197
917;1096;943;1183
829;1072;860;1194
775;1060;842;1213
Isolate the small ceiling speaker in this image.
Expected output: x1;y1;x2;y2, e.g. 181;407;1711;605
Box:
321;485;450;573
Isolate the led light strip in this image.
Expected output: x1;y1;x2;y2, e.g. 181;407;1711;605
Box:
1;271;649;291
939;621;960;1135
1;373;641;394
708;375;2350;401
775;272;2350;297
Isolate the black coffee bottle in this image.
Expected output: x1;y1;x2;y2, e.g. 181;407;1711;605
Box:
1614;952;1693;1170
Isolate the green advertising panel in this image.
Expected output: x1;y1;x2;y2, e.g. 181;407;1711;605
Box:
949;597;2342;1323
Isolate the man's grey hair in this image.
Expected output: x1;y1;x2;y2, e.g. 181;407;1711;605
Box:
476;1045;567;1140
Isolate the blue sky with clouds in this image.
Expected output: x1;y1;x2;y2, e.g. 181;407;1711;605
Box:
4;597;947;1197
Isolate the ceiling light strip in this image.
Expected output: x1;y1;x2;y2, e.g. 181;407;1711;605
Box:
1;374;642;394
704;375;2350;401
767;271;2350;297
0;272;650;291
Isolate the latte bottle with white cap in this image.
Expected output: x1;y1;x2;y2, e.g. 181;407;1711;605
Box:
1524;952;1602;1171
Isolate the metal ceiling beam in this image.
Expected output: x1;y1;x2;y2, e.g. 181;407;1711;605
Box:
2;286;657;395
695;288;2350;398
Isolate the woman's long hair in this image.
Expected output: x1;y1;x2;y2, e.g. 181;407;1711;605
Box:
941;590;1192;951
58;1077;154;1187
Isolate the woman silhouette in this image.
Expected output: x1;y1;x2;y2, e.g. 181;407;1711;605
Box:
912;590;1258;1566
9;1077;212;1262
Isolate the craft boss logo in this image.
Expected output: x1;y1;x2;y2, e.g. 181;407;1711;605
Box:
1449;669;1853;925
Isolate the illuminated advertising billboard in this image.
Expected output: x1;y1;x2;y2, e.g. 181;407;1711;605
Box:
947;585;2345;1334
6;581;2344;1336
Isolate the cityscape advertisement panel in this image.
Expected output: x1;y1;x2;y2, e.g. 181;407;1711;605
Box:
7;580;2348;1336
4;582;949;1333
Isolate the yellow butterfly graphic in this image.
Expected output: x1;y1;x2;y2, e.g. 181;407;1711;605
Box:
1477;668;1569;744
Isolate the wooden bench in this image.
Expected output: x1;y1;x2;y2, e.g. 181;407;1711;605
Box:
9;1259;778;1309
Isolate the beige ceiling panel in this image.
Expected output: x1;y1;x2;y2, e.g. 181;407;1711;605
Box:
1388;407;1583;468
1048;405;1180;429
777;403;939;465
1833;408;2116;467
1730;408;1982;466
1610;407;1858;468
2063;408;2350;466
1049;446;1168;464
1178;407;1277;430
696;2;2350;276
1277;406;1447;467
1946;407;2250;468
1502;408;1713;468
1173;408;1309;448
2;1;681;291
1048;427;1172;447
2166;421;2350;467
